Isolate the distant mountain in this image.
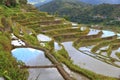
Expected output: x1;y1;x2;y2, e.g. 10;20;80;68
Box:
92;4;120;17
79;0;120;5
30;0;120;7
32;0;120;6
27;0;52;6
38;0;92;14
35;0;52;7
37;0;120;25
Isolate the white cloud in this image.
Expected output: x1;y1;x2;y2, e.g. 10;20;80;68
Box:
28;0;46;4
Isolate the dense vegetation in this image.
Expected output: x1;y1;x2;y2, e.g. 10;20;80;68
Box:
0;7;28;80
0;0;119;80
38;0;120;26
0;0;28;80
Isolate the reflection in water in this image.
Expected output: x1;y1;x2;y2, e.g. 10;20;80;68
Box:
87;29;100;35
102;30;115;37
37;34;52;42
12;48;64;80
12;48;41;62
54;42;62;51
62;42;120;78
87;29;116;37
0;77;4;80
28;68;63;80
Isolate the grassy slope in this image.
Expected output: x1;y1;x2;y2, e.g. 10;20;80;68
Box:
0;5;28;80
0;3;119;80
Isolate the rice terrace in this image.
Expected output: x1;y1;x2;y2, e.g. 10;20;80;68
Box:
0;0;120;80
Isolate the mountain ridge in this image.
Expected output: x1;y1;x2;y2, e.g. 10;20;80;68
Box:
37;0;120;25
30;0;120;5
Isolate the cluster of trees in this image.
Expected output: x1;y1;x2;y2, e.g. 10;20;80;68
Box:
38;0;120;26
0;0;27;7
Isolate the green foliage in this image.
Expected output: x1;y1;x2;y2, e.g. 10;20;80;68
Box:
0;0;26;7
0;33;11;51
44;40;54;51
0;51;28;80
12;23;21;36
107;44;112;57
23;34;39;46
91;39;120;56
10;0;17;7
45;27;82;36
107;43;120;57
0;0;5;4
116;52;120;59
74;35;117;49
1;17;7;27
0;32;28;80
4;0;17;7
41;23;72;31
0;2;118;80
91;40;111;53
19;0;27;5
1;17;12;32
56;47;70;59
38;1;120;26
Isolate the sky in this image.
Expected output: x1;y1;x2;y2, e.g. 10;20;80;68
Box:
27;0;120;5
27;0;46;4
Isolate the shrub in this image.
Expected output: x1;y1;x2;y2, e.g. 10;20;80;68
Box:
116;52;120;59
0;51;28;80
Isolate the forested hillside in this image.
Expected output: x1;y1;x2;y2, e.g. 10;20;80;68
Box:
38;0;120;25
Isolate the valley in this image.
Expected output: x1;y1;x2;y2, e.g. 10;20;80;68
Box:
0;1;120;80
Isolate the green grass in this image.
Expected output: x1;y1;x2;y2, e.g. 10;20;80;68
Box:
116;52;120;59
91;39;120;56
0;3;119;80
0;33;28;80
0;5;29;80
0;51;28;80
74;35;117;49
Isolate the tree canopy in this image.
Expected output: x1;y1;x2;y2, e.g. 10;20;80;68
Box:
0;0;27;7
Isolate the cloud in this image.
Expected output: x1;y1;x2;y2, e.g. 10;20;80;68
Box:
28;0;46;3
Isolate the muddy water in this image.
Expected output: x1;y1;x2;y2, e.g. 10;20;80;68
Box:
12;48;64;80
62;42;120;78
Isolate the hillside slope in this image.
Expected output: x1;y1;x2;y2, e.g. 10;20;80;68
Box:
0;1;119;80
38;0;120;25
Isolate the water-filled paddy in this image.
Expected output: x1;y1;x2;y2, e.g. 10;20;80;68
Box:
62;42;120;78
12;48;64;80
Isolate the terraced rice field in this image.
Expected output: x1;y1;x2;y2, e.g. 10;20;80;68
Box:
10;7;120;80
